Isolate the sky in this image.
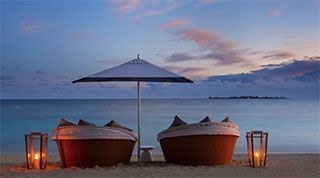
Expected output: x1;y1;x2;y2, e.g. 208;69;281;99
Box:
1;0;319;99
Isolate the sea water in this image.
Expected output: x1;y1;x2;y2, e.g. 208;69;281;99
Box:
1;99;319;154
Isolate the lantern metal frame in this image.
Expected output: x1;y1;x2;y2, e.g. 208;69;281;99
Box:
245;130;268;167
25;132;48;170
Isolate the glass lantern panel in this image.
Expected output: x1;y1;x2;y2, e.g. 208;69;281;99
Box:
41;134;48;169
246;133;252;164
26;134;32;169
31;133;41;169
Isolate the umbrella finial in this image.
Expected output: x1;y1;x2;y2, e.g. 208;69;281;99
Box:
137;54;140;59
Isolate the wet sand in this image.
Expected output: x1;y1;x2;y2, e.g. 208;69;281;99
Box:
1;154;319;177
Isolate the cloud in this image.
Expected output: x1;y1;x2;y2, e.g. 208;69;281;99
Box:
135;1;183;18
2;59;319;99
0;75;14;81
165;50;246;66
33;70;46;75
258;58;319;78
164;51;247;66
208;59;320;82
163;65;210;80
248;50;295;60
285;34;297;39
56;76;68;79
305;56;320;60
179;67;211;80
158;19;189;30
110;0;142;14
169;28;247;65
200;59;320;98
0;73;17;90
201;50;245;65
178;28;221;47
142;62;319;98
165;53;196;62
261;51;294;60
248;50;264;56
293;71;319;83
19;19;48;35
38;82;51;87
268;9;282;17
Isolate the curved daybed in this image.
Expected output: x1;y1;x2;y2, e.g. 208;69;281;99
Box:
157;116;239;166
52;119;137;168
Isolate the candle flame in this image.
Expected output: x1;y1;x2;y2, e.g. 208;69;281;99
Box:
34;153;39;160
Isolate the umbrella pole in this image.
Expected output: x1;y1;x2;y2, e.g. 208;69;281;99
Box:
137;81;141;163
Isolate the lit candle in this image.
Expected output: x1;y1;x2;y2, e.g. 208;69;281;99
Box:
33;153;40;169
254;152;260;167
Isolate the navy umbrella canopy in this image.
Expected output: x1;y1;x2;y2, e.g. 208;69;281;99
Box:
73;55;193;162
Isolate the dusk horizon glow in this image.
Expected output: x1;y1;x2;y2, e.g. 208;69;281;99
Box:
1;0;319;99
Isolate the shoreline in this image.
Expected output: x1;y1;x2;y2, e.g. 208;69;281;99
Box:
1;153;319;177
0;98;298;100
2;152;319;155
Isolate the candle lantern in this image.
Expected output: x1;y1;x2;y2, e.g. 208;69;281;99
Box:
245;131;268;167
25;132;48;169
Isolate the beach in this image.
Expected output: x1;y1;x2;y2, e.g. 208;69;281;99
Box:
2;0;319;177
1;154;319;177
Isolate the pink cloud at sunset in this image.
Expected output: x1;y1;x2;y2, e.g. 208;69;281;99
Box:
134;1;183;18
158;19;189;30
110;0;142;14
178;28;221;48
171;28;247;66
179;67;212;80
261;51;295;60
163;65;211;80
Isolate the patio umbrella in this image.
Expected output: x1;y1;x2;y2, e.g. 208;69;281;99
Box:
72;54;193;162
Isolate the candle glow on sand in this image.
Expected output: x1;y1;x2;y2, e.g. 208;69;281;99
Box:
254;152;260;167
33;153;40;169
25;132;48;170
246;131;269;168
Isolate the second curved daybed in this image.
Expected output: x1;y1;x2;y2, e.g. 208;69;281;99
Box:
157;116;239;166
52;119;137;168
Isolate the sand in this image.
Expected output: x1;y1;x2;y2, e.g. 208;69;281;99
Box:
1;154;319;178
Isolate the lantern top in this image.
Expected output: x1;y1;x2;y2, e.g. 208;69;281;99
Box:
25;132;48;135
246;130;268;134
252;130;263;134
31;132;44;135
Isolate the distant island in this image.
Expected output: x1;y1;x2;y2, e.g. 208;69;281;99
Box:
208;96;287;99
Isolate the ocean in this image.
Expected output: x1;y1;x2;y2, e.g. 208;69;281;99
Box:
1;99;319;154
